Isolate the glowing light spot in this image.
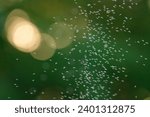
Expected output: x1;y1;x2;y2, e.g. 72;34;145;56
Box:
6;9;29;21
5;9;41;53
49;22;74;49
31;33;56;61
5;9;30;30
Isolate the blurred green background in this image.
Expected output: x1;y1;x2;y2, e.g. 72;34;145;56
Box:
0;0;150;100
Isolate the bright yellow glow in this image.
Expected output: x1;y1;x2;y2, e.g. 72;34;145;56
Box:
5;9;30;30
31;33;56;61
49;22;74;49
5;9;41;53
